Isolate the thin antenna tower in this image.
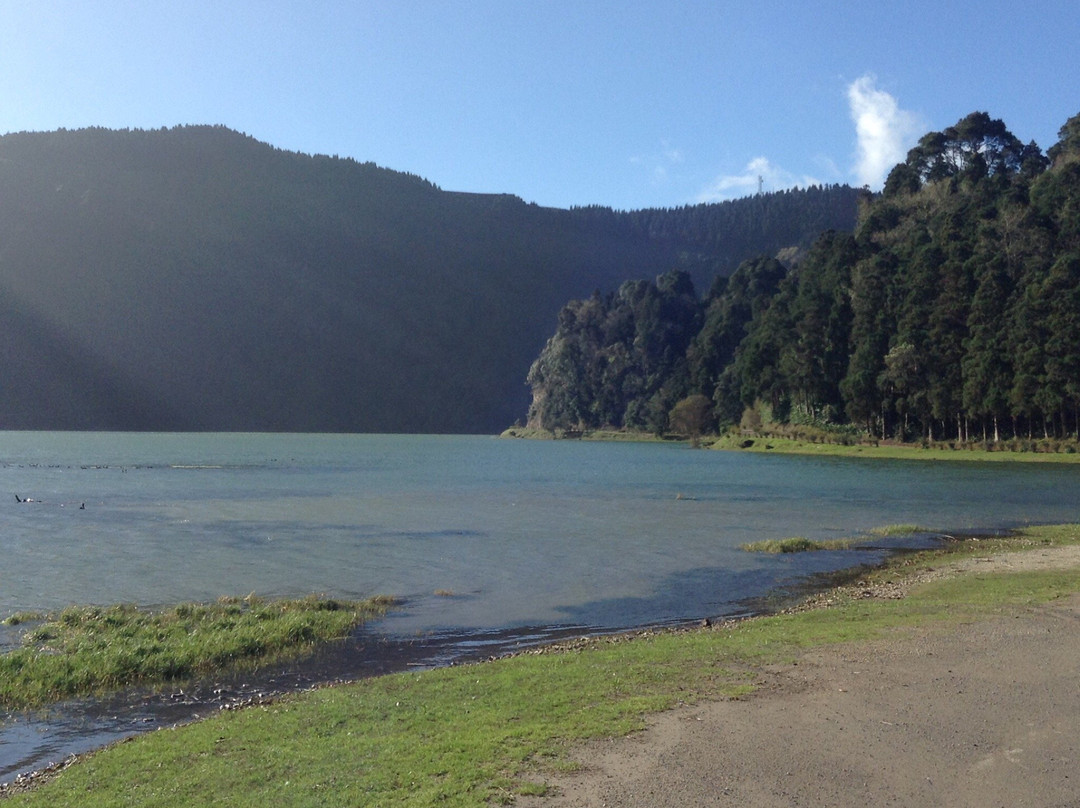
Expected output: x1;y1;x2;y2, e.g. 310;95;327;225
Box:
757;175;764;195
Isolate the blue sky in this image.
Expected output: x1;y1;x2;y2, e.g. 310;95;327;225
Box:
1;1;1077;210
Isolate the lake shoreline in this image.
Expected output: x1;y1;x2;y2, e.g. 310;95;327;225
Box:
5;525;1078;802
519;540;1080;807
4;525;1078;802
0;529;1007;788
502;426;1080;463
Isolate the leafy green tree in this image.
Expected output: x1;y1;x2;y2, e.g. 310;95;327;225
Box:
1031;138;1080;254
1047;112;1080;167
669;394;714;445
902;112;1026;186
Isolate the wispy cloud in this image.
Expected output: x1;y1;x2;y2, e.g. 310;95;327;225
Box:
697;156;823;202
632;139;685;187
660;139;683;164
694;76;922;203
847;74;924;189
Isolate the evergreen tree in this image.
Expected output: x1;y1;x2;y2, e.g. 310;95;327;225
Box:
687;256;786;409
841;252;897;436
524;111;1080;445
962;254;1012;441
1041;253;1080;436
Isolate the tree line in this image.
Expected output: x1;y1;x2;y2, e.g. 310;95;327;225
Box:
526;111;1080;444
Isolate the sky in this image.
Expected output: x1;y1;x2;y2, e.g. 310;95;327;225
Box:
1;1;1077;211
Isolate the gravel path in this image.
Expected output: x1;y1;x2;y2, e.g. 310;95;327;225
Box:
521;546;1080;807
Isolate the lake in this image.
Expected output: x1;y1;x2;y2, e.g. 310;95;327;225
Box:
2;432;1078;779
2;432;1078;636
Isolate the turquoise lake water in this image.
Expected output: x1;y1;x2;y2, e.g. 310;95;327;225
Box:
2;431;1080;779
2;432;1078;635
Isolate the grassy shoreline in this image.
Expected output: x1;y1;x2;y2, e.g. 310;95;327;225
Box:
4;525;1079;805
501;426;1080;462
710;433;1080;462
0;594;395;711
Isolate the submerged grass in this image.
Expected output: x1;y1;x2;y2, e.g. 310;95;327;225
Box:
0;594;395;710
0;612;43;627
740;536;857;553
740;525;934;554
868;523;926;536
6;524;1080;806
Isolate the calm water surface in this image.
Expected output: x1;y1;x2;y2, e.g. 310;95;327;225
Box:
2;432;1079;779
2;432;1078;634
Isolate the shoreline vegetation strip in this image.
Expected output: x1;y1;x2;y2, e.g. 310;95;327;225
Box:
3;525;1079;806
0;594;395;711
740;524;927;553
501;426;1080;463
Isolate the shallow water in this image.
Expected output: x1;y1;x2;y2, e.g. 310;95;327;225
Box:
1;432;1078;779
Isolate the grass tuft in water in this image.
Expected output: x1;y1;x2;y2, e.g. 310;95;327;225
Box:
1;611;44;627
869;524;927;536
0;594;396;710
741;536;856;553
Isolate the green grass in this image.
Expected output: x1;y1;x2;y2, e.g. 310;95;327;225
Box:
733;525;934;554
868;523;926;536
504;428;1080;462
0;595;395;710
1;611;44;627
5;525;1080;806
710;434;1080;463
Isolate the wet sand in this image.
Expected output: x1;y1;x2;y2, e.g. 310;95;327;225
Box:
521;546;1080;807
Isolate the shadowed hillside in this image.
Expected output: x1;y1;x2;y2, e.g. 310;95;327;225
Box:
0;126;859;432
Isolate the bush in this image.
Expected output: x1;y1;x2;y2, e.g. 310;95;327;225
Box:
740;406;762;433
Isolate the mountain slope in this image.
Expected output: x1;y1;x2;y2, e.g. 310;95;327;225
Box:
0;126;859;432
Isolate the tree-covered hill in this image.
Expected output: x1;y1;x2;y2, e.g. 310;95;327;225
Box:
0;125;858;432
526;111;1080;443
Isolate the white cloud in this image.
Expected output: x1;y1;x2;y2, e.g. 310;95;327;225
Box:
847;74;923;189
697;156;823;202
632;139;684;188
660;139;683;163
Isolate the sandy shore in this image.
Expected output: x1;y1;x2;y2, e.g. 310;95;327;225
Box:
521;546;1080;807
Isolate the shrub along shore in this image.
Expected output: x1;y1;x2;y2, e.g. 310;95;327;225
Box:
2;525;1079;805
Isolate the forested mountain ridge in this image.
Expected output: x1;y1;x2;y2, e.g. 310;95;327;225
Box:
526;111;1080;443
0;125;859;432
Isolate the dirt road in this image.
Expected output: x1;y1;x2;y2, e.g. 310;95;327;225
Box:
522;547;1080;807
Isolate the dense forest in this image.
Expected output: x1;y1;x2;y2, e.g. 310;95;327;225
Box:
0;125;859;432
526;111;1080;444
